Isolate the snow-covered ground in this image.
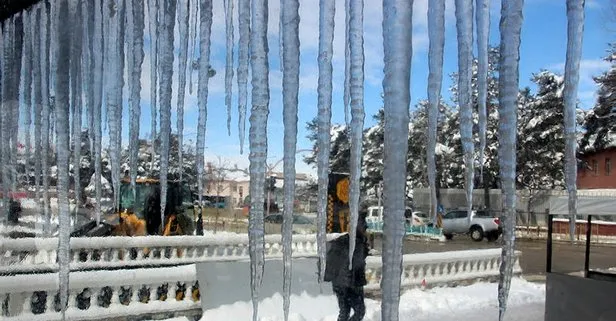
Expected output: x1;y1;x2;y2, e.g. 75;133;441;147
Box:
201;278;545;321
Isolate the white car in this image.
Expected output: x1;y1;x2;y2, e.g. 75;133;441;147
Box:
441;209;502;242
367;206;426;227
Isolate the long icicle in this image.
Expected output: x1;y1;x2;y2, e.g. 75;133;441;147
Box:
1;18;13;213
128;0;145;196
476;0;490;180
22;13;33;190
188;0;199;94
53;0;71;319
347;0;364;271
176;0;189;183
497;0;524;320
10;15;23;193
158;0;177;233
31;7;43;205
564;0;585;242
147;0;159;170
427;0;445;224
343;0;351;126
70;0;83;224
237;0;250;154
93;0;104;225
196;0;213;235
316;0;335;284
225;0;235;136
455;0;474;224
249;0;270;319
281;0;300;318
41;2;52;235
381;0;412;319
82;0;95;168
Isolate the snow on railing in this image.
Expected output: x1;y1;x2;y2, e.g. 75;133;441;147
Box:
0;265;200;321
364;248;522;291
0;234;340;274
0;248;522;320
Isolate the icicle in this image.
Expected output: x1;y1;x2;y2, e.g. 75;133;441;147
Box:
224;0;234;136
147;0;159;169
281;0;300;318
41;2;52;234
22;13;33;189
237;0;250;154
105;0;124;212
10;15;23;193
476;0;490;180
381;0;412;320
158;0;176;232
83;0;95;156
93;0;104;225
0;23;5;218
564;0;584;243
316;0;335;285
249;0;270;319
455;0;474;224
188;0;199;94
128;0;145;195
343;0;350;126
70;0;83;219
176;0;189;183
496;1;524;320
52;1;71;319
427;0;445;224
347;0;364;272
196;0;213;234
31;7;43;204
1;18;13;211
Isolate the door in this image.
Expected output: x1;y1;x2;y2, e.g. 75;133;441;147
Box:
442;211;467;233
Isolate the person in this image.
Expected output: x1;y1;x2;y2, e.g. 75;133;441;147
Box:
324;211;370;321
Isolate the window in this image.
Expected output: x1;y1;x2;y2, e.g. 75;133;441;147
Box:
593;159;598;176
606;158;611;176
239;186;243;195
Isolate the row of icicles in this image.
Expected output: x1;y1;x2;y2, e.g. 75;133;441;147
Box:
0;1;584;321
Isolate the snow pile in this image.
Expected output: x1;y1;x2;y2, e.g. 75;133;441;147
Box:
201;278;545;321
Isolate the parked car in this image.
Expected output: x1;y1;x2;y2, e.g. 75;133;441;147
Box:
441;209;501;242
366;206;426;227
263;214;316;234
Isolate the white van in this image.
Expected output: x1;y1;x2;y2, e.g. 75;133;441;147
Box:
366;206;427;226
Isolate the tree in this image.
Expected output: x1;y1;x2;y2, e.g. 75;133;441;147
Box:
303;119;352;173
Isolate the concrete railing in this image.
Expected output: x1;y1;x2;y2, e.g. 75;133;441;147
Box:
0;234;340;274
364;248;522;291
0;248;523;320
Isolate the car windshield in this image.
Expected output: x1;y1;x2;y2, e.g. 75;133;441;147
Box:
293;215;314;225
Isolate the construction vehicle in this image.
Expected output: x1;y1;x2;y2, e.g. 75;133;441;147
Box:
72;178;196;237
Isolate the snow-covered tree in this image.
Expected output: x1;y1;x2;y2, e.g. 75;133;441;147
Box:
303;119;352;174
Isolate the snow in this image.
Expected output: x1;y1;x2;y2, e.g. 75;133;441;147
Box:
201;278;545;321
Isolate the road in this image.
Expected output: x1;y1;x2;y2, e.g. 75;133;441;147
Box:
371;235;616;277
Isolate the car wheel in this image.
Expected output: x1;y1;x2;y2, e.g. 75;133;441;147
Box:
486;231;499;242
470;226;484;242
444;233;454;240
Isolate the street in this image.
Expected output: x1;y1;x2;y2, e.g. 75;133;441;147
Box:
371;235;616;277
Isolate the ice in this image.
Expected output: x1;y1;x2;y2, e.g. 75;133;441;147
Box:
564;0;585;242
11;15;23;192
82;0;95;167
104;0;124;212
188;0;199;95
196;0;213;232
41;2;52;234
316;0;335;284
225;0;235;136
147;0;160;170
343;0;350;126
249;0;270;319
496;1;524;320
92;0;104;225
52;1;71;318
237;0;250;154
158;0;177;231
455;0;474;224
70;0;83;216
476;0;490;179
127;0;145;194
280;0;300;318
381;0;412;319
0;18;11;212
31;6;43;203
427;0;445;223
22;12;33;188
176;0;189;182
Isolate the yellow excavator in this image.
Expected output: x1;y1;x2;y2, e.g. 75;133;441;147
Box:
72;178;196;237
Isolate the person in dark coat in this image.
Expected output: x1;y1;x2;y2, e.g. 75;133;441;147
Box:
324;211;370;321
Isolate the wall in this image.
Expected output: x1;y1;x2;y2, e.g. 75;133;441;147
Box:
578;148;616;189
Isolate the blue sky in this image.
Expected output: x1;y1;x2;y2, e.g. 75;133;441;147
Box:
118;0;613;177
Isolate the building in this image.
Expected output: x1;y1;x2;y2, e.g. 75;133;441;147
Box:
578;147;616;189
